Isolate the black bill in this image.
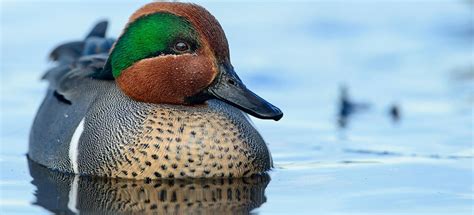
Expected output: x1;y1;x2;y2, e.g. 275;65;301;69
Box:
206;64;283;121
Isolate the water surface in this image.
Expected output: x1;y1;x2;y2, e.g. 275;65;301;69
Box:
1;1;473;214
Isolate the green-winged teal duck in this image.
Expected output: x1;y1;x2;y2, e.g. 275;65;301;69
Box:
29;2;283;180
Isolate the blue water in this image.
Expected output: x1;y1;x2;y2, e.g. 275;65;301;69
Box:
1;1;473;214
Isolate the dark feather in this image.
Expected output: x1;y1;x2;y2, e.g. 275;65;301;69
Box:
86;20;108;39
43;20;115;104
49;20;110;64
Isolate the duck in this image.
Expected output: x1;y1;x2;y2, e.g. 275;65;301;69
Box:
28;2;283;180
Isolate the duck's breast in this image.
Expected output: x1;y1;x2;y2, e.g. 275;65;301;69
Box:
77;85;272;179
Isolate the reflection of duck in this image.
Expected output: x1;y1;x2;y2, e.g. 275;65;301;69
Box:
29;2;283;179
337;85;370;128
28;159;269;214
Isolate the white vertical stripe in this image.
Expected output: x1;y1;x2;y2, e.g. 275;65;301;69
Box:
69;118;84;174
67;175;80;214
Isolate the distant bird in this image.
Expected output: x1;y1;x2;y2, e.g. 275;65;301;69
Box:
337;85;370;128
389;103;401;122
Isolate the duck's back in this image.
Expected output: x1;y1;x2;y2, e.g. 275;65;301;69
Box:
29;49;113;173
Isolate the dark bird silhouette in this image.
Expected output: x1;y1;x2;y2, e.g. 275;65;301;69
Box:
337;85;370;128
389;103;401;122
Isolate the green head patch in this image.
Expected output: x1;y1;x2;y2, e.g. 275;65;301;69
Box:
108;13;199;78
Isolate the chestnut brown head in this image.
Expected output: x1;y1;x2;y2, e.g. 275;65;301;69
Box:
101;2;283;120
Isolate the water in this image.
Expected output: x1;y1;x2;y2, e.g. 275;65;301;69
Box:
1;1;473;214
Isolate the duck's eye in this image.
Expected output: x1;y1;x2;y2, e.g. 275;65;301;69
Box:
174;41;190;53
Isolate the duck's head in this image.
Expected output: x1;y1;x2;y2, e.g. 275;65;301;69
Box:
100;2;282;121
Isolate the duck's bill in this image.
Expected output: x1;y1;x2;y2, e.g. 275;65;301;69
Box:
207;64;283;121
